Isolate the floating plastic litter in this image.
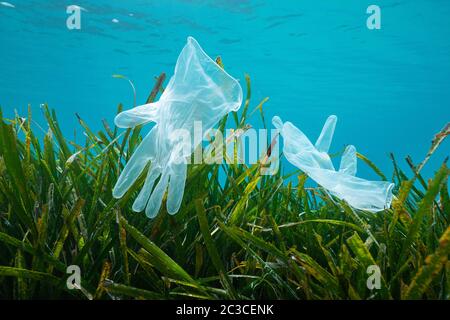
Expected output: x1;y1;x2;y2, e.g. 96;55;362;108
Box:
272;115;394;212
113;37;243;218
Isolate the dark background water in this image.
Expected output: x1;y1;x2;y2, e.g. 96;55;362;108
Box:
1;0;449;179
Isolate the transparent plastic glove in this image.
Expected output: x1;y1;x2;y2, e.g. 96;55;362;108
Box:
273;116;394;212
113;37;243;218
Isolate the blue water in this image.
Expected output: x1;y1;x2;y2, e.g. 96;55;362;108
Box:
1;0;449;179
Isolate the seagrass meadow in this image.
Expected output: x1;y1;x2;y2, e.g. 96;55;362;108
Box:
0;74;449;300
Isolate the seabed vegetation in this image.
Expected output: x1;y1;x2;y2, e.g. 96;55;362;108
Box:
0;71;449;300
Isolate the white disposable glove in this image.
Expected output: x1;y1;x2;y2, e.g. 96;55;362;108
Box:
273;115;394;212
113;37;243;218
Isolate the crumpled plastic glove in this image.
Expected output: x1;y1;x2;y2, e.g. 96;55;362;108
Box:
113;37;243;218
272;115;394;212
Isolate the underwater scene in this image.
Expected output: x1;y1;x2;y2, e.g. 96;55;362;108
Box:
0;0;449;302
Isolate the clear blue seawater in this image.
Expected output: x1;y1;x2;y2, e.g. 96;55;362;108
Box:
1;0;449;179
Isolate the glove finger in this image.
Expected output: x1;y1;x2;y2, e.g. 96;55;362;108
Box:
339;145;357;176
132;165;162;212
114;102;160;128
112;127;157;199
272;116;284;131
145;171;169;218
166;162;187;215
315;115;337;153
